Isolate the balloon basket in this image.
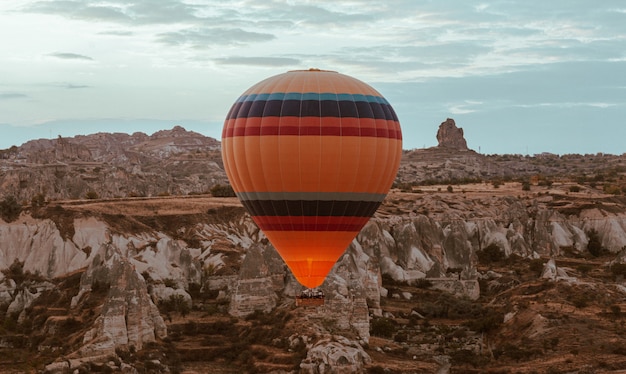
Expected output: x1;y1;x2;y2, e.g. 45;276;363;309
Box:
295;288;325;307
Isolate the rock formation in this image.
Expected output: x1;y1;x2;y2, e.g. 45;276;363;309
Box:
436;118;468;150
300;335;371;373
0;126;226;201
71;243;167;355
228;243;285;317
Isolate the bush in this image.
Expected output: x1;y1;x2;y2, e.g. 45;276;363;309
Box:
587;229;607;257
476;244;505;264
159;294;190;316
0;196;22;222
210;184;236;197
610;263;626;279
464;308;503;333
85;190;99;199
415;278;433;289
31;193;47;208
370;317;396;338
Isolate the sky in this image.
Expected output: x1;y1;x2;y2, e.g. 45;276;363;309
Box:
0;0;625;155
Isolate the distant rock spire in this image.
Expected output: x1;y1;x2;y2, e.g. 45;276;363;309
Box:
436;118;468;151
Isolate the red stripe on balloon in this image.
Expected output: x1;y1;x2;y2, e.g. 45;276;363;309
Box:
223;120;401;139
254;216;370;231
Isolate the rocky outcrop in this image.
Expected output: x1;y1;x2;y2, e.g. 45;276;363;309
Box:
0;126;226;201
300;335;371;374
436;118;468;150
71;243;167;355
228;243;285;317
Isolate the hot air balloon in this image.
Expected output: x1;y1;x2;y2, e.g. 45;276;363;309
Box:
221;69;402;295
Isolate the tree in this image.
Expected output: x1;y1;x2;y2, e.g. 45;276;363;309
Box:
31;193;47;208
370;317;396;338
210;184;236;197
476;243;505;264
587;229;605;257
0;196;22;222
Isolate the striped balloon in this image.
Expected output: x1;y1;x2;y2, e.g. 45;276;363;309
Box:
221;69;402;288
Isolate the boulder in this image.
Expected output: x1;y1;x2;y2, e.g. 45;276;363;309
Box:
300;335;371;374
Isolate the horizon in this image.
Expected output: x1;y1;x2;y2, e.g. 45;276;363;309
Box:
1;1;625;155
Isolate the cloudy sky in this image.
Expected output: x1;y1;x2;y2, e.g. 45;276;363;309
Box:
1;0;625;154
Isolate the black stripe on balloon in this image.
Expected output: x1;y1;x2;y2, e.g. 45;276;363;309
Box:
240;200;381;217
227;100;399;121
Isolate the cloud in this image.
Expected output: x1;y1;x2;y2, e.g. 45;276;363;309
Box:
0;93;28;100
49;82;91;89
265;3;374;26
48;52;94;61
214;56;301;67
98;30;134;36
157;28;275;48
23;0;201;24
25;0;131;23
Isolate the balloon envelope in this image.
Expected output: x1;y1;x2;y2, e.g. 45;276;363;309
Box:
221;69;402;288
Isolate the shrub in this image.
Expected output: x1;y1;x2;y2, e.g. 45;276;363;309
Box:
163;278;177;288
415;278;433;289
159;294;190;316
576;264;593;275
604;184;623;195
85;190;99;199
210;184;235;197
476;244;505;264
464;308;503;333
528;259;545;275
569;185;582;192
610;304;621;316
586;229;607;257
370;317;396;338
0;196;22;222
610;263;626;279
31;193;47;208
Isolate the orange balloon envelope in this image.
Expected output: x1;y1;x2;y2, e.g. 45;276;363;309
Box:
221;69;402;288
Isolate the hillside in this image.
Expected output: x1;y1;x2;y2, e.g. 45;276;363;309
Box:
2;123;626;204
